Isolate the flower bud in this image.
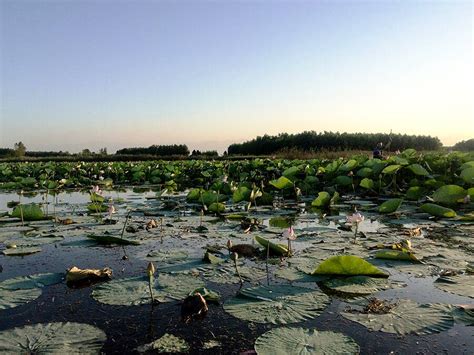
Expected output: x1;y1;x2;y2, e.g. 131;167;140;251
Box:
147;262;156;278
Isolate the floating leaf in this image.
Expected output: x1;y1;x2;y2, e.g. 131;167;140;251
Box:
322;276;404;295
232;186;251;203
136;333;189;353
92;274;204;305
335;176;352;186
312;256;388;277
208;202;225;213
0;322;106;354
378;199;403;214
406;186;425;200
0;273;63;290
432;185;467;205
434;275;474;298
224;285;330;324
420;203;456;218
254;327;359;355
146;250;188;263
203;251;225;265
11;204;44;221
2;246;42;256
87;234;141;245
341;299;453;335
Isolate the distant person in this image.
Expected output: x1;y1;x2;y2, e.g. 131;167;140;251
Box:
373;142;385;159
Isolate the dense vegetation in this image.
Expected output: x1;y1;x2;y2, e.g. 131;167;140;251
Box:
453;139;474;152
115;144;190;156
227;131;443;155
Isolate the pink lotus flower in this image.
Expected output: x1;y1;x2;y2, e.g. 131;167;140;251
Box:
90;185;103;195
282;226;296;240
346;212;364;224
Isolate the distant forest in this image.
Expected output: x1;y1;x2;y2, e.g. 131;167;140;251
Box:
227;131;443;155
1;132;472;160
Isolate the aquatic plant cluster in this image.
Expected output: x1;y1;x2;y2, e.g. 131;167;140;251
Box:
0;148;473;353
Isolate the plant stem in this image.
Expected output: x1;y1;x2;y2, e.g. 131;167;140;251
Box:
120;210;132;239
266;243;270;286
148;275;155;304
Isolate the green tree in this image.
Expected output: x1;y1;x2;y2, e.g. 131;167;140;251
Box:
14;142;26;157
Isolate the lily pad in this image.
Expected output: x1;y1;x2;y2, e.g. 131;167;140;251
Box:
0;322;106;354
254;327;359;355
224;285;330;324
136;333;189;353
322;276;405;295
255;236;288;256
341;299;453;335
270;176;294;190
87;234;141;245
312;256;388;277
2;246;42;256
146;250;188;263
374;250;420;262
92;274;204;305
311;192;331;208
434;275;474;298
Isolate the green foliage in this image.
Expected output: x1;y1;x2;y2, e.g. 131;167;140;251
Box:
312;255;388;277
378;199;403;214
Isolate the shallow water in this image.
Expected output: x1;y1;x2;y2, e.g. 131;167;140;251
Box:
0;189;473;354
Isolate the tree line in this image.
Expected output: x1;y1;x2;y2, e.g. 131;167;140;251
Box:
227;131;443;155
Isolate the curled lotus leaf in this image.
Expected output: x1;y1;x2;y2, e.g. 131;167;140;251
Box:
254;327;359;355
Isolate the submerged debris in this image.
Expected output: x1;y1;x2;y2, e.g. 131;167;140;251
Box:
363;298;396;314
181;292;208;323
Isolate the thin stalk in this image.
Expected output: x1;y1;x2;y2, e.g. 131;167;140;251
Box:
266;243;270;286
120;210;132;239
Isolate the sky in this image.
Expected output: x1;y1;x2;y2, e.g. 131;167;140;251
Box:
1;0;473;154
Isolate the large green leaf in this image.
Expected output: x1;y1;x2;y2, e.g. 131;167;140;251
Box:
270;176;294;190
407;164;429;176
382;165;401;175
359;178;374;190
378;199;403;214
406;186;425;200
460;167;474;185
254;327;359;355
224;285;330;324
255;236;288;256
311;191;331;208
0;322;106;354
341;299;453;335
312;255;388;277
334;175;352;186
420;203;456;218
11;204;44;221
432;185;467;205
232;186;251;203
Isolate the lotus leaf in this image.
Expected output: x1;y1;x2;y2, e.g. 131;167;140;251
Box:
460;167;474;185
375;250;419;262
255;235;288;256
208;202;225;213
432;185;467;205
224;285;330;324
233;186;251;203
360;178;374;190
322;276;404;295
254;327;359;355
378;199;403;214
136;333;189;353
312;255;388;277
341;299;453;335
2;246;42;256
382;165;401;175
420;203;456;218
311;192;331;208
11;204;44;221
0;322;106;354
87;234;140;245
434;275;474;298
407;164;429;176
270;176;294;190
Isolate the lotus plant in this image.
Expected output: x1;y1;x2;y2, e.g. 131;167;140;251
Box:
346;212;364;243
282;226;296;256
147;262;156;304
231;252;243;284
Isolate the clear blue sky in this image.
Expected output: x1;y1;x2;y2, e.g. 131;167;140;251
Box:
1;0;472;153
